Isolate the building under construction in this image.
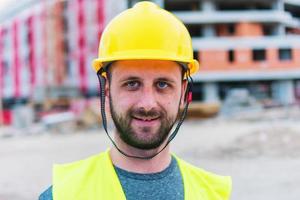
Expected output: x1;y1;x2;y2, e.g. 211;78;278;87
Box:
0;0;121;124
150;0;300;106
1;0;300;124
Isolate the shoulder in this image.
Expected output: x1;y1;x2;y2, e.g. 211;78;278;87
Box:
52;150;125;199
178;158;232;185
39;186;53;200
175;156;232;200
53;151;108;177
53;151;110;185
52;151;110;199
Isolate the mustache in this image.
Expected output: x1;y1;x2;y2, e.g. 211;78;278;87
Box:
130;108;162;119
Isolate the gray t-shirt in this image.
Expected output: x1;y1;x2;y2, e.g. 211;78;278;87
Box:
39;156;184;200
115;156;184;200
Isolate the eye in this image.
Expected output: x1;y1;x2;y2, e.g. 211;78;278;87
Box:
157;81;168;89
126;80;140;90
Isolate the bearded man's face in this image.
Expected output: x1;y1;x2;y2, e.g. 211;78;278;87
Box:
108;60;186;150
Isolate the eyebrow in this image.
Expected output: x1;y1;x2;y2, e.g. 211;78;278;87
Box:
119;76;177;84
120;76;140;82
155;77;176;84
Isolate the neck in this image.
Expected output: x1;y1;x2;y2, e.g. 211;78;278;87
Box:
110;135;171;173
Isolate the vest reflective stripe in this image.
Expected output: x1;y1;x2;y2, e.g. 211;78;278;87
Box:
53;150;231;200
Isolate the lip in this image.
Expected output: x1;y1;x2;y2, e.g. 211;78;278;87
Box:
131;117;160;127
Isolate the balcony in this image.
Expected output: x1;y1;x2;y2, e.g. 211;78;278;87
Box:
174;10;300;27
193;69;300;82
285;0;300;7
192;35;300;50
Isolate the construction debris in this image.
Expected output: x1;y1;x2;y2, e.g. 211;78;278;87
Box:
218;127;300;158
186;102;220;119
220;89;263;116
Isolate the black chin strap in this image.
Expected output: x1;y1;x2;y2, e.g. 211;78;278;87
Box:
96;67;193;160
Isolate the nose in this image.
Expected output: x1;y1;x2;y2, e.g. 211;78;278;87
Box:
136;86;158;111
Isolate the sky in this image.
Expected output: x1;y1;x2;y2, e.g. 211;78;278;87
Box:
0;0;18;10
0;0;33;23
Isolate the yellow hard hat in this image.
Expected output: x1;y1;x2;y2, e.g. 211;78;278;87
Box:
92;1;199;75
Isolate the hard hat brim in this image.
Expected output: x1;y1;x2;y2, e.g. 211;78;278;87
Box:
92;50;199;75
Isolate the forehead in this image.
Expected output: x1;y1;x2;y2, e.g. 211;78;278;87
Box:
109;60;182;79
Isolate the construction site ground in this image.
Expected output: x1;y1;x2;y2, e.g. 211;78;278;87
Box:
0;106;300;200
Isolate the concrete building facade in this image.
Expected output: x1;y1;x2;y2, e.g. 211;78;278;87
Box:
129;0;300;106
191;0;298;105
0;0;126;124
1;0;300;124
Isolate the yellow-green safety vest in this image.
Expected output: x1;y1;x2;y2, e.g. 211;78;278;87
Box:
53;150;231;200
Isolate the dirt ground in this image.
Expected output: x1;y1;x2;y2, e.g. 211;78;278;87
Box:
0;107;300;200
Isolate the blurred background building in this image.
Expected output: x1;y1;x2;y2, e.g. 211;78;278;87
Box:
0;0;125;125
158;0;300;107
0;0;300;125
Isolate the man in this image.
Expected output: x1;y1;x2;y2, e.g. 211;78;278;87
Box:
39;1;231;199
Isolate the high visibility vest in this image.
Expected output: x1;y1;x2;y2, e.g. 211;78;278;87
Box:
53;150;231;200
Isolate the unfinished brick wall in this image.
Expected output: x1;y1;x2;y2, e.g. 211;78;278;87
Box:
199;47;300;72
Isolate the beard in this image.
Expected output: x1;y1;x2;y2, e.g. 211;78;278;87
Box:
109;97;177;150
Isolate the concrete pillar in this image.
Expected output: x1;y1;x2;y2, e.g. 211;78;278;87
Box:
201;0;216;37
129;0;164;8
272;0;284;10
273;25;285;36
129;0;140;7
272;80;295;105
271;0;285;36
153;0;164;8
203;25;216;37
203;82;220;103
202;0;216;12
